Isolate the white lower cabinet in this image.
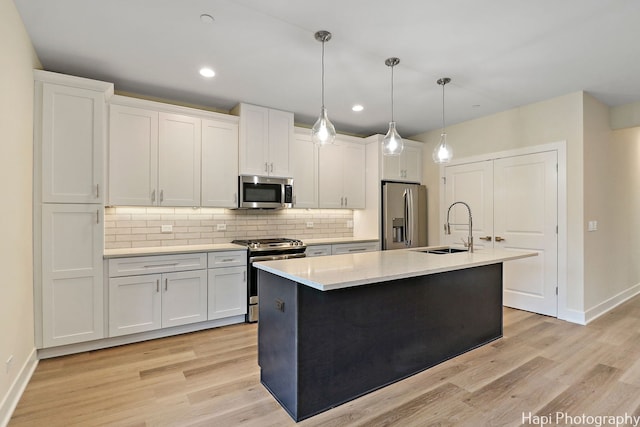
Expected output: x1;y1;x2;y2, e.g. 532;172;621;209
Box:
208;266;247;320
305;245;332;257
331;242;380;255
108;254;208;337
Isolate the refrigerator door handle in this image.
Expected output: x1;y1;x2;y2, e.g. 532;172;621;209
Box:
403;189;409;246
407;187;414;246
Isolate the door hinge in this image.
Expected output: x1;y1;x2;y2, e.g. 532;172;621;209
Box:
556;225;558;234
442;177;446;185
556;163;558;172
556;286;558;295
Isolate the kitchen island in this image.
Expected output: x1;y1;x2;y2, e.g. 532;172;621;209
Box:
254;248;536;421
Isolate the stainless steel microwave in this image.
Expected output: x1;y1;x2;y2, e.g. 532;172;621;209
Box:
238;175;293;209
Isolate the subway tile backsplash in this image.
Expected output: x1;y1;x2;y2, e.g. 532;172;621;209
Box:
104;207;354;249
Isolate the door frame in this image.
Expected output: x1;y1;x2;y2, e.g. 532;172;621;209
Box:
438;141;568;321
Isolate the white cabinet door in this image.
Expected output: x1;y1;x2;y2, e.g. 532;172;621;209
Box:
41;204;104;347
238;104;270;176
208;266;247;320
342;143;365;209
402;142;423;183
108;104;158;206
267;108;293;177
41;84;104;203
319;141;366;209
318;143;344;208
109;273;162;337
237;103;293;177
381;140;423;183
162;269;208;328
201;119;239;208
290;132;318;208
158;113;201;207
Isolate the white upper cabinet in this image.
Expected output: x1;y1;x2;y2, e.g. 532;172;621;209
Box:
201;118;239;208
158;112;201;206
318;139;366;209
108;97;203;207
234;103;293;177
290;130;318;208
381;139;423;183
35;71;113;203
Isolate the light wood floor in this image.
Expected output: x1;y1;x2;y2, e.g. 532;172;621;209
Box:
10;296;640;427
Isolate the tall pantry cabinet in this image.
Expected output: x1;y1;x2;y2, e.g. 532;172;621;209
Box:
33;70;113;349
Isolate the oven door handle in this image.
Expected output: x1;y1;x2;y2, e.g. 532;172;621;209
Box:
250;253;306;262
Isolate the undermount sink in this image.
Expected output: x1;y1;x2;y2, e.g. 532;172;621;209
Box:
416;247;469;254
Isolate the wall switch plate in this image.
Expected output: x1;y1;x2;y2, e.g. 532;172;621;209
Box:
306;222;314;228
217;223;227;231
161;224;173;233
588;220;598;232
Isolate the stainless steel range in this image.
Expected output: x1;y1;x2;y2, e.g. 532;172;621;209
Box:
232;237;306;322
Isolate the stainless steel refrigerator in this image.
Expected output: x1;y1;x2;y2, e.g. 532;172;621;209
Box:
382;181;428;250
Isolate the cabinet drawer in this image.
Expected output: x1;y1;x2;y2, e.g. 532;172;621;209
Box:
306;245;332;257
331;242;380;255
208;250;246;268
108;253;207;277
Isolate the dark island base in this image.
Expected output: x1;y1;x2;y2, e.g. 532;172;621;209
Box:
257;263;503;422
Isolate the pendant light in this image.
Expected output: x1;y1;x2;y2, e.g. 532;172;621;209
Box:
432;77;454;164
382;57;404;156
311;30;336;146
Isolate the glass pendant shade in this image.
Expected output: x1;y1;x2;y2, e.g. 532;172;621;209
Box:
432;132;453;164
382;121;403;156
312;106;336;146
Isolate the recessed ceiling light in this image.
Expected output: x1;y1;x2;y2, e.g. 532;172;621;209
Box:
200;14;214;24
352;104;364;112
199;67;215;78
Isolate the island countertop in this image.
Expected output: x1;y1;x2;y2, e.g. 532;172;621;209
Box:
254;247;537;291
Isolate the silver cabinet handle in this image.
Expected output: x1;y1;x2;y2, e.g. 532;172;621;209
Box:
156;279;160;293
270;163;274;173
348;248;365;252
96;209;100;224
151;189;156;203
243;270;246;282
96;184;100;198
221;258;235;262
340;197;344;207
344;197;348;207
165;278;168;291
264;162;268;172
142;262;179;268
160;190;164;203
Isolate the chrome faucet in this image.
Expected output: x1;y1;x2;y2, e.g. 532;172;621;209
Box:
445;201;474;253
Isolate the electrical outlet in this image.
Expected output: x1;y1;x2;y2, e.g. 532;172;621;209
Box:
306;222;314;228
347;220;354;229
216;223;227;231
161;224;173;233
6;355;13;374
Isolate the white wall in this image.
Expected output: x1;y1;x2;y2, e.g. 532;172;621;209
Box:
412;92;586;313
0;0;40;423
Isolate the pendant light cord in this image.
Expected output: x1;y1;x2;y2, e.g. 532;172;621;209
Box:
390;65;395;122
321;40;325;109
441;81;446;132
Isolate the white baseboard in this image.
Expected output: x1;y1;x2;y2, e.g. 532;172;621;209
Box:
0;348;38;427
558;308;586;325
584;282;640;324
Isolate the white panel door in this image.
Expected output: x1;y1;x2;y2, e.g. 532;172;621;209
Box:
108;273;162;337
342;142;365;209
443;161;494;249
158;113;201;206
108;104;158;206
267;109;293;177
318;143;344;208
208;266;247;320
238;104;269;176
41;84;103;203
494;152;558;316
290;132;318;208
162;270;208;328
201;118;239;208
41;204;104;347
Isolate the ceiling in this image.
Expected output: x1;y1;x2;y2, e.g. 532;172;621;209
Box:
14;0;640;138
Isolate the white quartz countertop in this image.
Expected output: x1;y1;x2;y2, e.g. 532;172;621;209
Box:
254;247;537;291
104;243;246;259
